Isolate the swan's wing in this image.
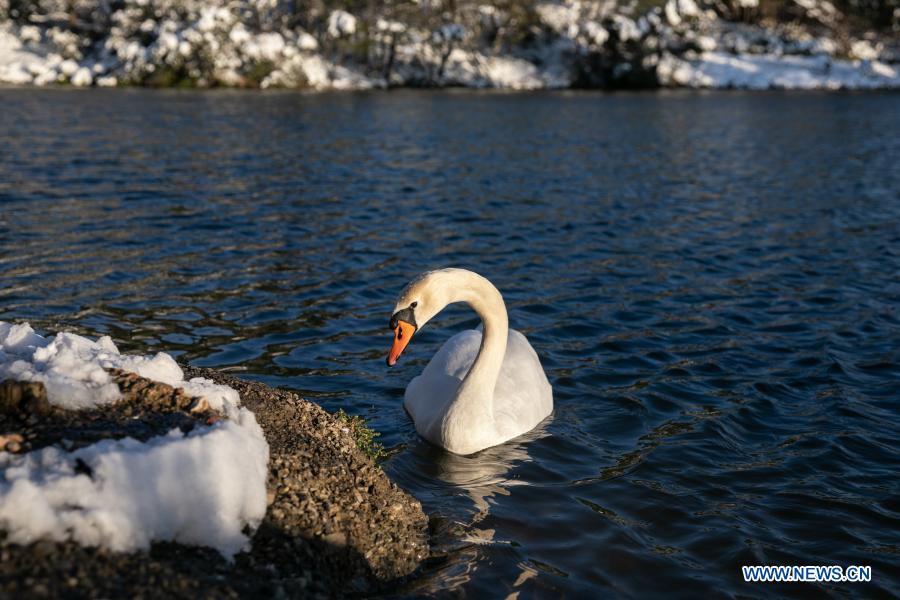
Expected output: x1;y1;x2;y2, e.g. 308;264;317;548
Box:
405;328;552;444
492;329;554;439
404;330;481;425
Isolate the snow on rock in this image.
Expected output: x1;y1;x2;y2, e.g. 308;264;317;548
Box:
0;409;267;557
248;32;285;62
0;322;239;413
59;59;79;77
793;0;840;25
0;25;45;85
297;31;319;51
263;52;378;90
376;18;406;34
850;39;880;61
658;51;900;89
583;21;609;46
484;56;546;90
327;10;357;38
0;322;269;557
70;66;93;86
536;2;580;34
1;1;898;91
612;15;641;42
666;0;702;27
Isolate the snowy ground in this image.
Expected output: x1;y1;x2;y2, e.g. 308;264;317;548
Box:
0;321;269;558
657;51;900;89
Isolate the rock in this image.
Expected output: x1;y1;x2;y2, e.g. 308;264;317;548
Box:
297;31;318;51
59;59;78;77
327;10;357;38
0;366;429;597
0;380;51;416
71;66;93;86
850;39;880;60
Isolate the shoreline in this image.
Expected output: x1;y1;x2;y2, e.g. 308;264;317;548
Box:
0;365;429;598
2;1;899;92
2;82;899;94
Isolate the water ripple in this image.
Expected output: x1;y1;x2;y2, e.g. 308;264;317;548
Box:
1;89;899;597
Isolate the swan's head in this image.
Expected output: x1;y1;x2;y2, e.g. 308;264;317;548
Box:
387;270;453;366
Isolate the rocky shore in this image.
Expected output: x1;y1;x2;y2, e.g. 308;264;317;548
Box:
0;365;429;598
1;0;898;90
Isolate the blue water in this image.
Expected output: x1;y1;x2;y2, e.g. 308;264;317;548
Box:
1;89;899;597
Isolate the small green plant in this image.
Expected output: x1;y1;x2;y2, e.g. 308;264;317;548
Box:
335;409;388;463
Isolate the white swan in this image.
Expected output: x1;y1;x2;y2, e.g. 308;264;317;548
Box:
387;268;553;455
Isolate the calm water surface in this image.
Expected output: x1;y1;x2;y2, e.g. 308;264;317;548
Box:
1;89;899;598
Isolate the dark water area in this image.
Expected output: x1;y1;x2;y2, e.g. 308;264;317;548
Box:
1;89;899;598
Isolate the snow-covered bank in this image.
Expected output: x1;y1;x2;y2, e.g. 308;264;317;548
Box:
658;51;899;89
0;322;269;558
0;361;428;597
0;0;898;90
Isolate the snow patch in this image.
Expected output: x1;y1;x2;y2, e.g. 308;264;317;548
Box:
0;409;267;557
70;66;93;86
658;51;900;89
248;32;285;62
484;56;545;89
297;31;318;51
0;322;240;414
0;322;269;558
327;10;357;38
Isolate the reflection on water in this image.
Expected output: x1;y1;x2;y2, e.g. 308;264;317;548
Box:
1;89;900;597
394;425;550;596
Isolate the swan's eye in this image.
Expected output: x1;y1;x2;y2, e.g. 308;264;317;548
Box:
410;301;418;308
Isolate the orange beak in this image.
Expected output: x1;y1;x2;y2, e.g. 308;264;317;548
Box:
387;320;416;366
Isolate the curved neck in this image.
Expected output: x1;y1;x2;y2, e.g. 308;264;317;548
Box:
447;272;508;412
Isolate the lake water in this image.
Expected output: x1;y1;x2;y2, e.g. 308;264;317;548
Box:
1;89;899;597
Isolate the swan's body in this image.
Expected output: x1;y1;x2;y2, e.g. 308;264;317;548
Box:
387;269;552;455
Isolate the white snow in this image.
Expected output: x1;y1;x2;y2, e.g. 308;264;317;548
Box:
612;15;641;42
248;32;285;62
297;31;319;51
536;2;579;34
484;56;546;90
0;25;50;85
59;58;79;76
666;0;702;26
850;39;879;60
327;10;357;38
70;66;93;86
0;410;267;557
658;51;900;89
583;21;609;46
2;3;899;91
376;18;406;34
793;0;840;24
0;322;269;558
0;322;239;413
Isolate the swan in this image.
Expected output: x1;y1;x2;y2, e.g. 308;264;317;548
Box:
386;268;553;455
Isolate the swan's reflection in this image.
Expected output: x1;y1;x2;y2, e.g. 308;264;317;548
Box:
390;419;553;595
415;420;550;518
